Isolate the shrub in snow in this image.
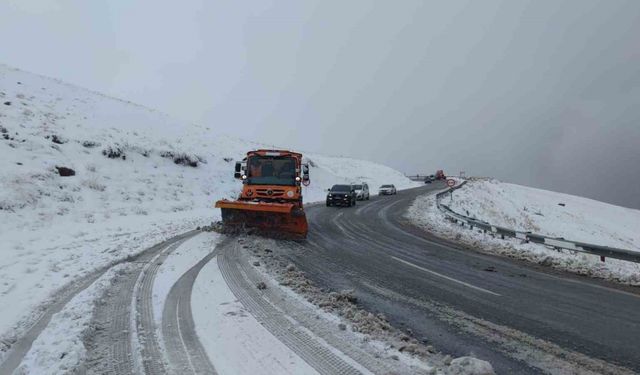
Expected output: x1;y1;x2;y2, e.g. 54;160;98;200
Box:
49;134;66;144
57;192;75;203
133;207;148;216
159;150;203;167
82;178;106;192
82;140;100;148
102;145;126;160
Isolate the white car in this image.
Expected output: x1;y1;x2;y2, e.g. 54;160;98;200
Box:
378;184;397;195
351;182;370;200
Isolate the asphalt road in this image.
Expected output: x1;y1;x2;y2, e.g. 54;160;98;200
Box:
276;183;640;374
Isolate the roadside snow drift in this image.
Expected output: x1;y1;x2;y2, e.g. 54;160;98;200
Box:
407;178;640;284
446;179;640;252
0;63;417;349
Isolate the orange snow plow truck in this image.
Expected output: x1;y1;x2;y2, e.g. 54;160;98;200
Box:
215;149;310;238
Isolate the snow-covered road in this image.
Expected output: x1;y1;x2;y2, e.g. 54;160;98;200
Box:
2;229;448;374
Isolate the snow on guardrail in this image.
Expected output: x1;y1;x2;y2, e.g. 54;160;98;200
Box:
436;182;640;264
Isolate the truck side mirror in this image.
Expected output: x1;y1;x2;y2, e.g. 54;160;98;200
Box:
302;163;310;184
234;161;242;179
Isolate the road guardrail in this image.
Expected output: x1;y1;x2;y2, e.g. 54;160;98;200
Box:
435;182;640;264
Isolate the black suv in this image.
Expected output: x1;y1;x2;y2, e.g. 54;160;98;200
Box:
326;184;357;207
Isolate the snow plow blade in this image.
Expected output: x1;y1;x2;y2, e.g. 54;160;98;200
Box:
215;200;308;239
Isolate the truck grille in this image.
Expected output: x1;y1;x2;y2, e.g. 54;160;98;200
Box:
255;189;285;197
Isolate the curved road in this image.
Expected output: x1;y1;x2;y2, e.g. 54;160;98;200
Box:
275;183;640;374
3;184;639;374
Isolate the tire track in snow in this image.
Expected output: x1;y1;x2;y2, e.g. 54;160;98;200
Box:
218;239;373;375
0;230;194;375
161;243;218;374
83;230;199;374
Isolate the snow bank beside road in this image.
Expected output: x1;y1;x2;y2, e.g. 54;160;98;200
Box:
445;179;640;252
0;63;416;348
407;179;640;285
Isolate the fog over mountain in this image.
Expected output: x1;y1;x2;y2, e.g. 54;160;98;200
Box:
2;0;639;207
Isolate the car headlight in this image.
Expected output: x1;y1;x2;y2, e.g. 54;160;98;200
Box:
328;194;332;197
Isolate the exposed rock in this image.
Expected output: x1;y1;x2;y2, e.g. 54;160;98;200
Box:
55;166;76;177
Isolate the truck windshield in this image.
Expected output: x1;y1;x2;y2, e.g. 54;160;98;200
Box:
246;156;296;186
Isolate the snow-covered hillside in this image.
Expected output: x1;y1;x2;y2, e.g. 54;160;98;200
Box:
448;179;640;251
407;179;640;284
0;64;418;342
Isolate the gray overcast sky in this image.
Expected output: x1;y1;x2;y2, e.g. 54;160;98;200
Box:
1;0;639;208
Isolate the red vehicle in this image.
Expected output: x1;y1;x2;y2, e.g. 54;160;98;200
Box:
435;170;446;180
